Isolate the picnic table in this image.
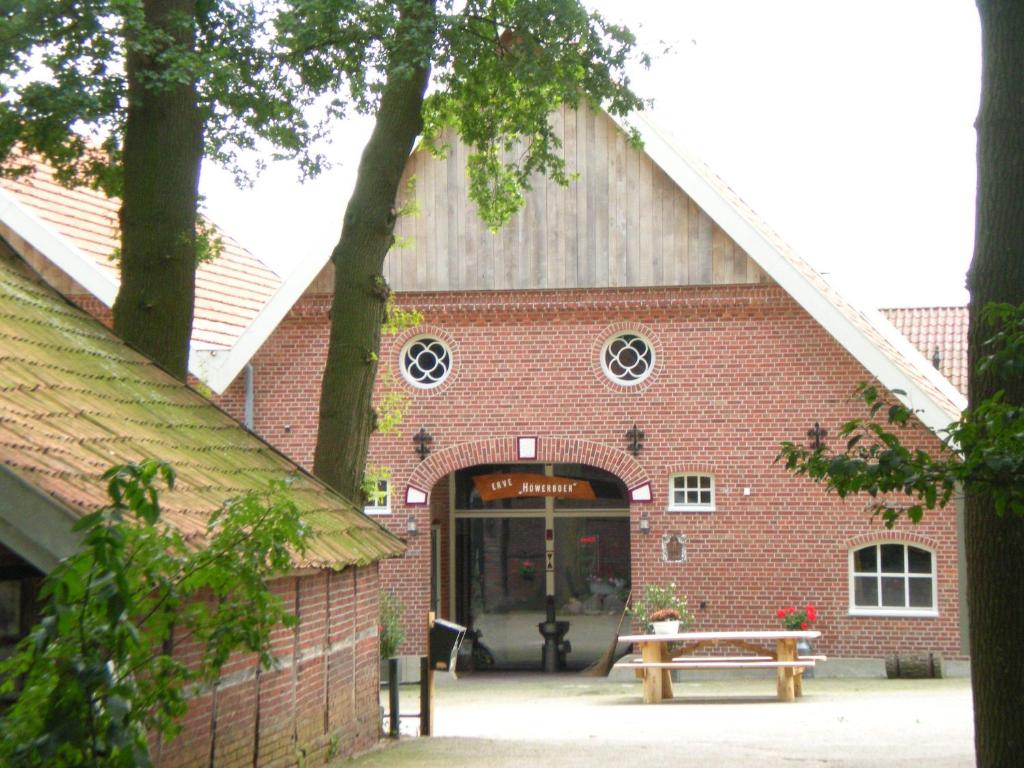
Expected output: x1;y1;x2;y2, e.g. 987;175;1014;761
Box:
615;630;824;703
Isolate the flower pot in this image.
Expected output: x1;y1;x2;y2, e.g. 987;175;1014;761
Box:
651;620;680;635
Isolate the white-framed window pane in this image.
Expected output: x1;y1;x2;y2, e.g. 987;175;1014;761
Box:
855;576;878;606
908;577;933;608
670;474;714;510
880;544;904;573
364;480;389;514
851;543;935;613
853;545;877;573
908;546;932;574
881;577;905;606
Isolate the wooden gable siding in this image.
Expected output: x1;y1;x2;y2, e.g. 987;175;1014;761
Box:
382;105;768;292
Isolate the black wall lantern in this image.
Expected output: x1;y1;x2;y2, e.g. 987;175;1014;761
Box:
807;422;828;450
413;427;433;460
625;423;644;457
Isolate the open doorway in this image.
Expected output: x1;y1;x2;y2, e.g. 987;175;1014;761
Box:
450;464;630;671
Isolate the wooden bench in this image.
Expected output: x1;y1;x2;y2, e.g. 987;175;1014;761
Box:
614;630;824;703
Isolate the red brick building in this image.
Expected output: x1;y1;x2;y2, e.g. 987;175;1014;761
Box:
0;106;968;673
0;248;402;765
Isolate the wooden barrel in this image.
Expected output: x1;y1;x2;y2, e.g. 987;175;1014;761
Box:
885;653;943;678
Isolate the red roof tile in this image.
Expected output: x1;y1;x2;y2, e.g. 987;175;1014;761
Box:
0;160;282;351
881;306;968;396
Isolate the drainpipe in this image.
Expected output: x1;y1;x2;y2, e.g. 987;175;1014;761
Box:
244;363;255;431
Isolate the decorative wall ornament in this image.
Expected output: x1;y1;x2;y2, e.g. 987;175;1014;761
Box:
625;423;645;456
661;534;688;563
807;422;828;450
413;427;433;460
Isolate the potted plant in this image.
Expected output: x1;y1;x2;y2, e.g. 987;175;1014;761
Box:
649;607;682;635
776;603;817;658
628;582;692;635
776;603;817;631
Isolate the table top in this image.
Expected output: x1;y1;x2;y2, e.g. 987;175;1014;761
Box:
619;630;822;643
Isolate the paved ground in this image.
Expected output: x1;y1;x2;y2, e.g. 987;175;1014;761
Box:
340;673;975;767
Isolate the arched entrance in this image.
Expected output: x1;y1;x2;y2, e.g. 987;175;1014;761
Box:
446;462;631;671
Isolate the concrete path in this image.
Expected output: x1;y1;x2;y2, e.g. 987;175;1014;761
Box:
343;673;975;767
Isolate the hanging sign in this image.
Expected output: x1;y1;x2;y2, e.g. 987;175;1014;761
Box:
472;472;596;501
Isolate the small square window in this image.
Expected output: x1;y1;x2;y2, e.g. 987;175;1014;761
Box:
363;480;390;516
668;474;715;512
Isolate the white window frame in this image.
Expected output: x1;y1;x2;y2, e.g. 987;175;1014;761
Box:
667;474;715;512
363;479;391;516
399;335;453;389
848;542;938;617
600;332;655;386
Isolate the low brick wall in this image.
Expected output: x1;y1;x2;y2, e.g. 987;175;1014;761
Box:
154;565;381;768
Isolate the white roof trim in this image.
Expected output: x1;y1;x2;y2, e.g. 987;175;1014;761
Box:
0;187;118;306
191;252;331;393
0;183;322;395
2;111;972;425
611;111;965;433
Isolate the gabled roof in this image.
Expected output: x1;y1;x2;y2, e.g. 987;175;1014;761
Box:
0;112;969;432
0;249;404;572
612;112;966;432
0;160;284;362
881;306;968;396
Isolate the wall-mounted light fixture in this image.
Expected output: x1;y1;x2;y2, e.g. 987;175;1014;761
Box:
638;509;651;534
625;423;645;457
413;427;433;460
406;514;419;536
807;422;828;450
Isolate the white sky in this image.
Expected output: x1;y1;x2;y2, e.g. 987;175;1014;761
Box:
200;0;981;309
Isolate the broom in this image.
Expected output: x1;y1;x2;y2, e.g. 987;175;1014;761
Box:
581;589;631;677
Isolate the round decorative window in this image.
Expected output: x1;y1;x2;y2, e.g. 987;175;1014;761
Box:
400;336;452;388
601;332;654;386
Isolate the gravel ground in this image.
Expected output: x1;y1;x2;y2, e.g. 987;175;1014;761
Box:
337;673;975;767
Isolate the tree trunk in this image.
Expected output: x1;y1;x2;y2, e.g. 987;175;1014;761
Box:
113;0;204;381
313;23;433;501
966;2;1024;765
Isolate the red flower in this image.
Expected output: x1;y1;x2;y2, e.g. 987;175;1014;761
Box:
800;621;808;630
787;607;796;615
776;609;786;618
806;604;817;621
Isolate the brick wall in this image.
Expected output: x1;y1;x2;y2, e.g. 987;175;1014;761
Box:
154;565;380;768
218;282;962;661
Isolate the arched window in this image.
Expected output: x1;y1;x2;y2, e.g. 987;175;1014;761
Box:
849;543;937;616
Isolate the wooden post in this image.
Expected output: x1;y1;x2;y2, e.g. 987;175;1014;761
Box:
640;640;673;703
776;639;796;702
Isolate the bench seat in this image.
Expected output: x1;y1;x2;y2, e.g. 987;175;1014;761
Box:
616;659;814;670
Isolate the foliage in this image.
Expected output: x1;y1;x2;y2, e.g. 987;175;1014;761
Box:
0;460;309;768
777;303;1024;526
279;0;648;231
627;583;692;632
648;607;681;623
0;1;324;193
776;603;817;631
361;466;392;508
378;590;405;659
